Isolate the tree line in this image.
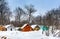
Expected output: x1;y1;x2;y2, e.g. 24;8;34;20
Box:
0;0;60;30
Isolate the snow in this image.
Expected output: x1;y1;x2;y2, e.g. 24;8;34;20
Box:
31;25;37;28
15;27;20;29
5;24;15;31
21;24;28;29
0;30;60;39
5;24;14;28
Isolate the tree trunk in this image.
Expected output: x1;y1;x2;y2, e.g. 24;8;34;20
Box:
1;11;3;25
19;12;21;24
52;26;53;34
28;13;31;24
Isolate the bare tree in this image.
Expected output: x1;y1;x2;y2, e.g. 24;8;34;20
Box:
15;7;26;24
34;16;42;25
25;4;36;24
0;0;11;25
45;8;60;34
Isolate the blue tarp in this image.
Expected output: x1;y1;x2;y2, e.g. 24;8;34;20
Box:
40;25;49;31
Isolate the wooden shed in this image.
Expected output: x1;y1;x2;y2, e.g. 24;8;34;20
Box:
0;25;7;31
31;25;40;31
21;23;33;32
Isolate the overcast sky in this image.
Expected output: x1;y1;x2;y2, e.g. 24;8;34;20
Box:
7;0;60;16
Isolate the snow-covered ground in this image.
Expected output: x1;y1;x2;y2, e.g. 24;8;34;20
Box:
0;30;60;39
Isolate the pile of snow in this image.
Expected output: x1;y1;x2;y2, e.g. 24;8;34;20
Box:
0;30;60;39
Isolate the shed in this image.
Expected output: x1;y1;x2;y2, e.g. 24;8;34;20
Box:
0;25;7;31
31;25;40;31
21;23;33;32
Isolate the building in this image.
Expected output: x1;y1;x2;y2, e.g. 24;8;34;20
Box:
21;23;33;32
0;25;7;31
31;25;40;31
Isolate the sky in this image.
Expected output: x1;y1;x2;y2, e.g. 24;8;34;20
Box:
7;0;60;16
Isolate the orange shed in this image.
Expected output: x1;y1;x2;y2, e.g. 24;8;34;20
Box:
21;24;33;32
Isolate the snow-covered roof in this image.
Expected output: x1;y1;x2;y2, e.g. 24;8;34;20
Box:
5;24;14;28
31;25;38;28
21;23;28;29
15;27;20;29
